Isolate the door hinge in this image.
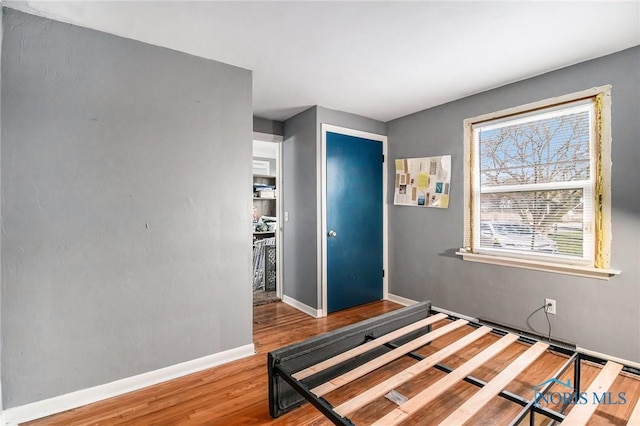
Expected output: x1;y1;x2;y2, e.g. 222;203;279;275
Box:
382;269;385;278
382;154;385;163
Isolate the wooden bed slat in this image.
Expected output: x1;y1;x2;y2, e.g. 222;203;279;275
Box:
293;313;448;380
334;325;493;417
562;361;623;425
311;318;469;397
372;333;520;426
439;341;549;425
627;395;640;425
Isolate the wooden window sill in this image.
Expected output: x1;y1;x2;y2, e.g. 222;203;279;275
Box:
456;251;621;280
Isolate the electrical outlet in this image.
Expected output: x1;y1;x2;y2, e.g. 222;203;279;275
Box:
545;298;557;315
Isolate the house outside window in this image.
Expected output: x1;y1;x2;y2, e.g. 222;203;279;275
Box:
460;86;619;279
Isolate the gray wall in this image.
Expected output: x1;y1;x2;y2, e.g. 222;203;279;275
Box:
282;107;318;308
253;116;284;136
282;106;386;310
387;47;640;361
1;9;253;408
316;106;387;140
0;6;3;412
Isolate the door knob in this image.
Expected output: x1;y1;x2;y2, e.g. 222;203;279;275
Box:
328;230;337;238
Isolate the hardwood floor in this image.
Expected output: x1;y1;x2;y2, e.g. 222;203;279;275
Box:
23;301;640;425
23;300;401;426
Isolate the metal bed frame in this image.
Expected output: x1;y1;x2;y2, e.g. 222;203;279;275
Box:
268;301;640;425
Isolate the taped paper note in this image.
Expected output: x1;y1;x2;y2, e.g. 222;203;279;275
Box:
416;172;429;190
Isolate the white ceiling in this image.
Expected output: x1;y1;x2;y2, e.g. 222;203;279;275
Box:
7;1;640;123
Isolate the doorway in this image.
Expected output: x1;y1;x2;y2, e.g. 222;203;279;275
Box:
320;124;388;316
252;133;283;306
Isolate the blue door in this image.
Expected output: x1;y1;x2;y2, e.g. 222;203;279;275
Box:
326;131;383;313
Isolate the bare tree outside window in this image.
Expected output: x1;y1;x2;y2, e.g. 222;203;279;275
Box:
476;105;592;257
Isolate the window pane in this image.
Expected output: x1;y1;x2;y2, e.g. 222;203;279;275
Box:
479;190;584;257
479;110;590;187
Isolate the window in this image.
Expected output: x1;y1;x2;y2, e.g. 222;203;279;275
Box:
460;86;619;279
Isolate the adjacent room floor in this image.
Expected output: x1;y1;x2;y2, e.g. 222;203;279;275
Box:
253;290;280;306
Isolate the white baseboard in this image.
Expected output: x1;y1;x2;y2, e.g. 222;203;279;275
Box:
577;346;640;370
282;295;321;318
2;343;255;426
431;306;479;323
385;293;418;306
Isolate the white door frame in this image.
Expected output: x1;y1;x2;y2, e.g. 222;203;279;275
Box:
253;132;284;299
318;124;388;318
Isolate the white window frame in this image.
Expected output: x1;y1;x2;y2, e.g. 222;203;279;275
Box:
458;86;620;280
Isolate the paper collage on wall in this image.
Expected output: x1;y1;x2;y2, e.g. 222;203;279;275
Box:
393;155;451;208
